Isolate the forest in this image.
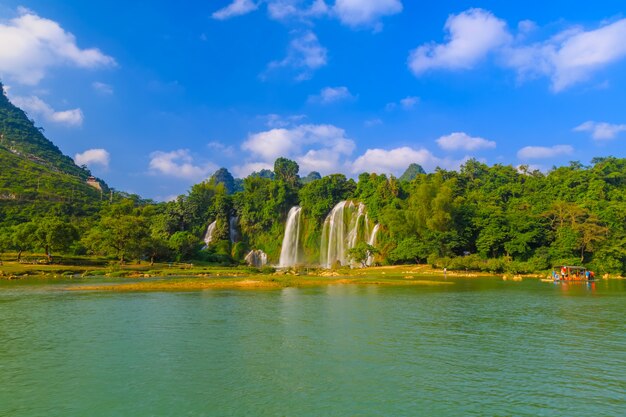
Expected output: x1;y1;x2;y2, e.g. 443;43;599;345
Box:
1;79;625;275
1;155;625;275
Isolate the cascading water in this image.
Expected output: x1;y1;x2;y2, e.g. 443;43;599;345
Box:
366;223;380;266
279;206;303;267
229;216;239;243
245;250;268;268
203;220;217;246
320;201;379;268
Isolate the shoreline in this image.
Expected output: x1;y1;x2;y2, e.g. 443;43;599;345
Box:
1;262;622;288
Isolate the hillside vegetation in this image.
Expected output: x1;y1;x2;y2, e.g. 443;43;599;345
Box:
1;82;625;275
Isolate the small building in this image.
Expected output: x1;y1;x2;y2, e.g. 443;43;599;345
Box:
86;176;102;191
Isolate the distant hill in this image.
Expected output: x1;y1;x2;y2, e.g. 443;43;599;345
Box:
399;163;426;182
0;81;107;223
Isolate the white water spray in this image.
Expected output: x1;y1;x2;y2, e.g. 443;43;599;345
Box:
279;206;303;267
204;220;217;246
245;250;268;268
320;201;379;268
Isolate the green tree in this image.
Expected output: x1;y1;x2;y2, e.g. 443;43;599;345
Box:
10;222;37;261
389;237;431;264
34;217;79;262
274;157;300;186
169;231;201;261
83;201;148;263
347;242;379;268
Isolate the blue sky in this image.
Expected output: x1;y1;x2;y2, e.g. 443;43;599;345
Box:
1;0;625;200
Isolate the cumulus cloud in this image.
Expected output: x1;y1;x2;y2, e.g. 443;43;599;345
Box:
74;148;110;169
351;146;465;175
409;9;626;91
92;81;113;95
212;0;259;20
517;145;574;160
149;149;217;180
308;86;355;104
436;132;496;151
333;0;403;30
409;8;511;75
573;121;626;140
266;30;327;80
240;123;355;175
10;95;83;127
0;8;116;85
506;19;626;91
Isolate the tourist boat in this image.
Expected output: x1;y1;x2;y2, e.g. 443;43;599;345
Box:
550;265;596;281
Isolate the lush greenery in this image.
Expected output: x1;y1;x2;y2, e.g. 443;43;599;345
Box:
1;82;625;275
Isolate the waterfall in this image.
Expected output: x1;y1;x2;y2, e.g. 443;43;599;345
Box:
203;220;217;246
229;216;239;243
279;206;303;267
320;201;379;268
245;250;268;268
366;223;380;266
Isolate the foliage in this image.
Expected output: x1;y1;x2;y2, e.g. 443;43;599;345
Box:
1;86;626;273
347;242;379;267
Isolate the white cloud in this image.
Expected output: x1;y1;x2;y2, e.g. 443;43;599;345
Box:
517;145;574;160
266;30;327;80
268;0;329;21
214;1;401;30
351;146;464;175
409;9;626;91
75;148;110;168
505;19;626;91
241;123;355;174
0;8;116;85
399;96;419;109
364;118;382;127
232;162;273;177
333;0;403;30
409;8;511;75
574;121;626;140
10;95;83;127
92;81;113;95
263;113;307;128
207;141;235;156
436;132;496;151
149;149;217;180
386;95;419;111
308;86;355;104
212;0;259;20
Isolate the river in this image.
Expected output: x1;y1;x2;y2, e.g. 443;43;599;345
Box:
1;277;625;416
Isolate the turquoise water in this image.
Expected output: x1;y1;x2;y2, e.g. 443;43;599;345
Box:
1;277;625;416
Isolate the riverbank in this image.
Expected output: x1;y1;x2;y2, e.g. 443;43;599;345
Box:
0;258;500;280
2;259;621;289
